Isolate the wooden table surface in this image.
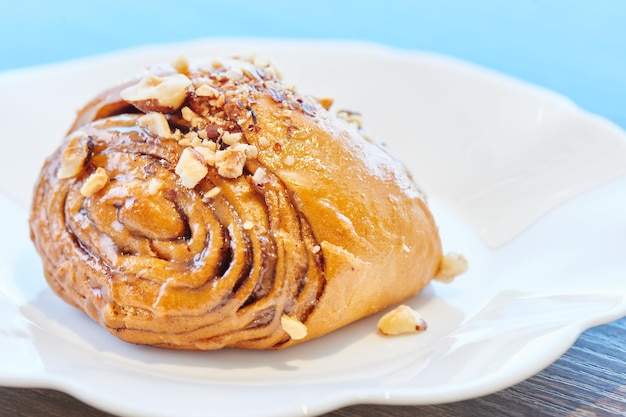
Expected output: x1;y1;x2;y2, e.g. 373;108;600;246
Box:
1;316;624;417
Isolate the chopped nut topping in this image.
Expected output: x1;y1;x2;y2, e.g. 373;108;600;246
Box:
434;253;468;283
243;221;254;230
195;84;219;98
205;125;221;140
182;130;200;146
244;145;258;159
251;167;268;185
317;97;334;110
175;148;208;188
181;106;204;127
80;167;109;197
311;245;321;254
283;155;295;166
202;186;221;201
281;315;307;340
181;107;197;122
197;140;217;151
178;137;192;147
225;68;244;81
171;128;183;141
191;136;204;148
121;73;192;112
222;131;242;145
138;112;172;139
116;57;343;189
215;146;247;178
193;145;216;166
197;129;209;140
257;136;270;149
209;94;226;108
241;67;260;81
253;57;282;79
171;54;189;75
58;131;91;179
377;305;427;336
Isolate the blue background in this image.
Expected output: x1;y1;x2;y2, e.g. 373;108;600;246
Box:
1;1;625;129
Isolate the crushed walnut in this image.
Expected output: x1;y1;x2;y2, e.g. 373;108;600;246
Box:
58;131;91;179
215;146;247;179
221;131;242;145
317;97;334;111
377;305;427;336
195;84;218;98
434;252;468;283
175;148;208;188
281;315;307;340
283;155;295;166
121;73;192;112
202;186;221;201
118;55;327;189
251;167;268;185
192;145;216;167
80;167;109;197
257;136;270;149
138;112;172;139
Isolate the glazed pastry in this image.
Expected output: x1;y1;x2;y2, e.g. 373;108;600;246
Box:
29;56;443;350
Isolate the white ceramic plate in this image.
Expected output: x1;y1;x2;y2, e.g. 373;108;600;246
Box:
1;39;625;417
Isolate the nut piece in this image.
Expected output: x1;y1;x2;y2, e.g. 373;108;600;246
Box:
317;97;334;110
121;73;192;112
221;131;242;145
251;167;269;185
202;186;221;202
215;146;247;178
193;145;216;167
171;54;189;75
58;131;90;179
175;148;208;188
195;84;219;98
281;315;307;340
257;136;270;149
80;167;109;197
138;112;172;139
377;305;427;336
434;252;468;283
283;155;295;166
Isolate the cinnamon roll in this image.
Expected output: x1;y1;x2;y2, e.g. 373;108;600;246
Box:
29;56;443;349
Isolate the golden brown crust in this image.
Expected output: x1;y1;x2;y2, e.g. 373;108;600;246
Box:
29;56;442;350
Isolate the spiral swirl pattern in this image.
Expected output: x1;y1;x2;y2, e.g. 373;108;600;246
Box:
30;58;327;349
